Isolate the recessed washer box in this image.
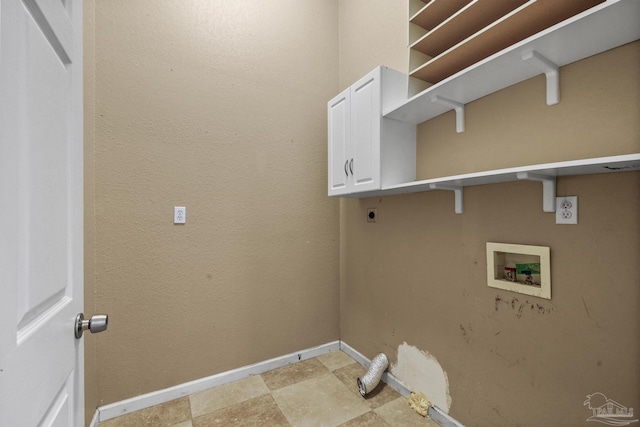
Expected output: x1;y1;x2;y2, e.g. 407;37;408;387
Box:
486;242;551;299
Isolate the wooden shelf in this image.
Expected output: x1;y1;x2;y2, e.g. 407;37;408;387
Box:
410;0;472;32
410;0;604;84
410;0;529;58
386;0;640;125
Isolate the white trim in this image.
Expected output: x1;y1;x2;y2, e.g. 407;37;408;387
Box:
88;410;99;427
97;341;340;422
339;341;411;398
95;340;464;427
95;340;467;427
96;340;422;422
429;405;466;427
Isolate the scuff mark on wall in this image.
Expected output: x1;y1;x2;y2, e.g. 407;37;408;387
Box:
390;342;452;412
494;295;554;318
581;296;592;320
459;323;473;344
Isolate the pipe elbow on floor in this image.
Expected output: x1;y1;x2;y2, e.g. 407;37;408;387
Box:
357;353;389;397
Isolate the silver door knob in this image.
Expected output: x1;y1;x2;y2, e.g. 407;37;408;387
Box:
75;313;108;339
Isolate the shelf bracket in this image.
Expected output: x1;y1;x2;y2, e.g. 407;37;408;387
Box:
429;183;464;214
431;95;465;133
522;50;559;106
516;172;556;212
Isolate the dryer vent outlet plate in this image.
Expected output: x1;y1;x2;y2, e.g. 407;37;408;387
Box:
367;208;377;223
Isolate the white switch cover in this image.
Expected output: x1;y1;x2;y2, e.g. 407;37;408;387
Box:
174;206;186;224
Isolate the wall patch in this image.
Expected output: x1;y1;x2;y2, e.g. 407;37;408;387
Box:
390;342;451;412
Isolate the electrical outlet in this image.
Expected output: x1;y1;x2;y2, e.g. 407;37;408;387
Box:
174;206;186;224
367;208;377;223
556;196;577;225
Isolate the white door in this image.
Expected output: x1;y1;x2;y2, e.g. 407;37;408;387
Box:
350;69;380;193
327;88;350;196
0;0;84;425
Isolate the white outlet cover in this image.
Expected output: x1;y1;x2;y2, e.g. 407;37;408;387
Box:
555;196;577;225
174;206;186;224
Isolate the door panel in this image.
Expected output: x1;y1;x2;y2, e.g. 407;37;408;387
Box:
350;72;380;192
0;0;83;425
40;379;73;427
328;89;350;195
24;0;74;63
18;11;71;329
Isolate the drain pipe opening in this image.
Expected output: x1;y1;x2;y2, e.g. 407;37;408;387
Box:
357;353;389;397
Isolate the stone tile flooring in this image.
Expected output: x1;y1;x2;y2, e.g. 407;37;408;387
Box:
98;350;439;427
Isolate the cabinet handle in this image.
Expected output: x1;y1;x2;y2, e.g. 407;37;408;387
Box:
349;158;353;175
344;160;349;176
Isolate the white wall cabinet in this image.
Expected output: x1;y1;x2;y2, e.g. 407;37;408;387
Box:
327;67;416;197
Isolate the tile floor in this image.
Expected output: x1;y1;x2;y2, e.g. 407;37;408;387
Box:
98;350;439;427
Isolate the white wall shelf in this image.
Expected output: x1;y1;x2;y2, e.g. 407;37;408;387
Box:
339;154;640;213
387;0;640;124
329;0;640;211
383;154;640;193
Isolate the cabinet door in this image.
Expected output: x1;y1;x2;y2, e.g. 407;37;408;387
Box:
350;70;381;193
327;88;350;196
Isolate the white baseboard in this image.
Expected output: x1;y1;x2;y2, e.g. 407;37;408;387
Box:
97;340;340;422
88;409;99;427
96;340;436;425
428;406;466;427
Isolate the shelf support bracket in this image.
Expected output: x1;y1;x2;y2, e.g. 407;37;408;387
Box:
522;50;559;106
431;95;465;133
516;172;556;212
429;183;464;214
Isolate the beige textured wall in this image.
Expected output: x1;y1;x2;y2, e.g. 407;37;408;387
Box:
86;0;340;409
85;2;640;425
338;0;409;89
339;2;640;426
341;173;640;426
